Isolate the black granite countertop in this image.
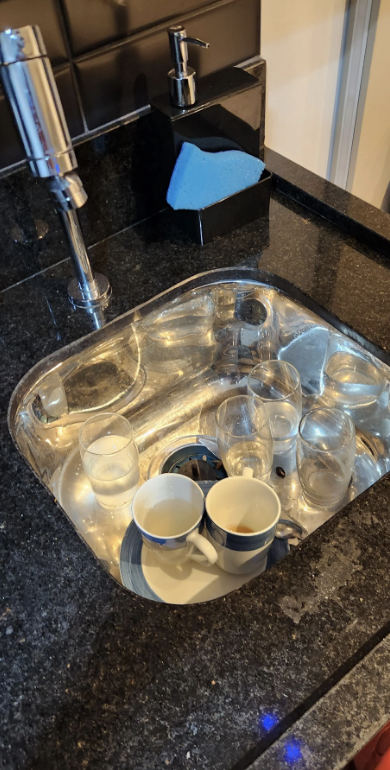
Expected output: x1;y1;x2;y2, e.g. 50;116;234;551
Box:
2;178;390;770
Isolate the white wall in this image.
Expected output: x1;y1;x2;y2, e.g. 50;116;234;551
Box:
261;0;346;177
348;0;390;209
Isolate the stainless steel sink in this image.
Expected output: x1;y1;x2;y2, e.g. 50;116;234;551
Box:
9;268;390;599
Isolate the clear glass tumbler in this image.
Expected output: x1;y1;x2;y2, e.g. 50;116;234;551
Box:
247;360;302;453
216;395;273;481
297;407;356;508
79;412;140;508
323;332;386;413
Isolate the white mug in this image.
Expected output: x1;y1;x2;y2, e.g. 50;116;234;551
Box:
132;474;218;566
205;471;281;574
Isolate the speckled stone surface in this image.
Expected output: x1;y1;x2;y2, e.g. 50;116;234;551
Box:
250;632;390;770
2;190;390;770
265;147;390;259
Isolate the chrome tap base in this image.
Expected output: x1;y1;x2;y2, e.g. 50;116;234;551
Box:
68;273;111;309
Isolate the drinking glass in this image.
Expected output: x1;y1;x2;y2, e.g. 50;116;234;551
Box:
297;407;355;508
141;295;216;373
247;360;302;453
235;293;276;362
323;332;386;414
216;395;273;481
79;412;140;508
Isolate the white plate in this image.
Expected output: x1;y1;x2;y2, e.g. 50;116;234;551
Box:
120;519;288;604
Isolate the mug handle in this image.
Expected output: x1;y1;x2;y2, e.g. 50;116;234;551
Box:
186;531;218;566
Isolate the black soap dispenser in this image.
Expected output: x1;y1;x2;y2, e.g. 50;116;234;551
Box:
151;25;271;244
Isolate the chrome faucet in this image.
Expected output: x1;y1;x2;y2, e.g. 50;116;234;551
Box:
0;25;111;310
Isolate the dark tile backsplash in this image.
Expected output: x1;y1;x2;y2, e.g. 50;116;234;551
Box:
0;0;260;172
62;0;214;56
0;0;68;64
51;64;85;137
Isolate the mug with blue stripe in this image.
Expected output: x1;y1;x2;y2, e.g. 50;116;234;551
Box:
132;474;218;567
205;468;281;574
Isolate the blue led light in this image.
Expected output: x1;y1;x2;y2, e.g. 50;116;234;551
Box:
261;714;278;731
284;741;302;763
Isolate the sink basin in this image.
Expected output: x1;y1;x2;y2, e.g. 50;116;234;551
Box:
9;268;390;603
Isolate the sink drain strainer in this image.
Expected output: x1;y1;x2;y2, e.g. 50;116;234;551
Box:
148;435;227;493
235;297;268;326
161;445;226;482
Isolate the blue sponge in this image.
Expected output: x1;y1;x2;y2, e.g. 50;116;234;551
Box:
166;142;265;211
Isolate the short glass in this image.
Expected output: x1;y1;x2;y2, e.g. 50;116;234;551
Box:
296;407;356;508
79;412;140;508
323;332;386;415
216;395;273;481
247;360;302;453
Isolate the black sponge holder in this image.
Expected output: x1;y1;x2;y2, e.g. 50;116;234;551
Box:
151;67;272;245
171;169;272;245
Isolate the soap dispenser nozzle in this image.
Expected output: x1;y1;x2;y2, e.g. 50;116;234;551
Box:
168;25;209;108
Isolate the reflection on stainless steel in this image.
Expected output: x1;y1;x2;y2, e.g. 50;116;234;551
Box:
9;270;390;597
276;518;307;541
0;25;110;310
64;361;135;413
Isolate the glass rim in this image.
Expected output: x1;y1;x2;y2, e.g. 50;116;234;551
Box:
247;360;301;402
298;407;355;452
215;394;270;437
79;411;134;454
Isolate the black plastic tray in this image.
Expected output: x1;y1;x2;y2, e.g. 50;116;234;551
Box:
171;169;272;245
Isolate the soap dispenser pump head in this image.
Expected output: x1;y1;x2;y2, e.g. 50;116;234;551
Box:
167;24;209;108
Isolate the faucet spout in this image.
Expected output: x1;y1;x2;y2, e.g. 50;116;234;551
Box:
0;25;111;310
58;209;110;308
